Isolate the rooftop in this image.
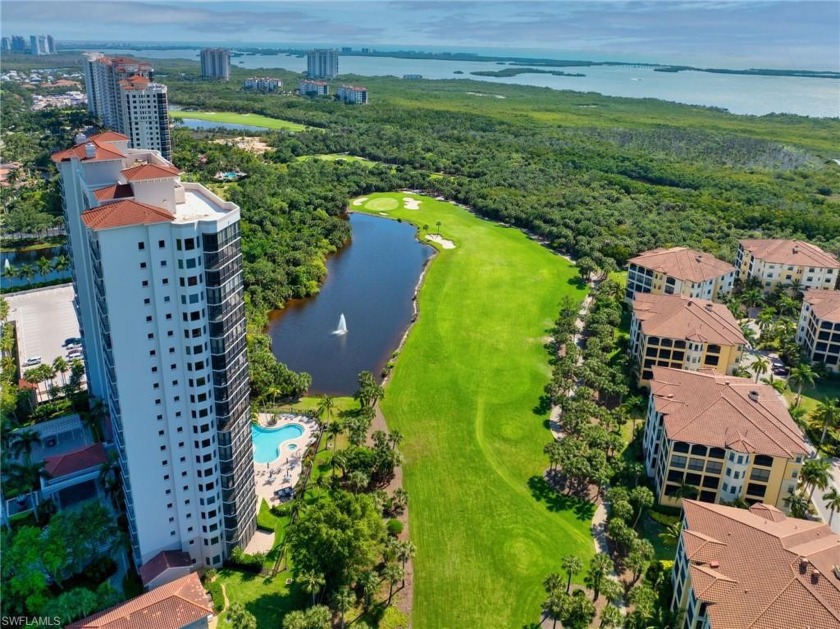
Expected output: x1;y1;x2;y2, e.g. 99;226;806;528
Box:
51;134;127;164
680;500;840;629
740;239;840;270
66;573;212;629
650;367;808;457
81;200;174;231
174;184;231;223
632;293;746;346
628;247;736;283
121;163;181;181
803;290;840;323
93;183;134;201
44;442;107;478
139;550;193;587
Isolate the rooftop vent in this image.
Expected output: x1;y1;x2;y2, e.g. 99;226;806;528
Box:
812;570;821;584
793;246;800;254
749;390;760;402
705;303;714;311
710;561;720;569
833;565;840;580
696;255;703;262
74;133;87;145
84;143;96;159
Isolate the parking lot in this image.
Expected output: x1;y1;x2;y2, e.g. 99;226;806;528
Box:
6;284;85;398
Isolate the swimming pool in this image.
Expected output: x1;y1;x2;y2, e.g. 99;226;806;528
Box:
252;424;304;463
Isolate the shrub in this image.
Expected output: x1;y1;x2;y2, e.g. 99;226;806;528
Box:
204;579;225;611
227;546;264;573
648;510;680;527
271;504;291;517
386;519;404;537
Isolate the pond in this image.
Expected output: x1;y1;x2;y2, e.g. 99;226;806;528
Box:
175;118;271;132
268;213;434;395
1;246;71;290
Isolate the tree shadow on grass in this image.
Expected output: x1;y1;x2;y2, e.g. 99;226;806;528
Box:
528;474;596;521
533;394;553;416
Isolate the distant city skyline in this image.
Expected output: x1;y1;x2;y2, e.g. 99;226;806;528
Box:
3;1;839;71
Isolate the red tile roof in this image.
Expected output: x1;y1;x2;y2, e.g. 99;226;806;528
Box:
650;367;808;458
628;247;736;283
122;163;181;181
66;573;213;629
632;293;746;346
803;290;840;324
87;131;130;143
81;200;174;231
44;443;107;478
740;239;840;269
52;141;125;164
680;500;840;629
94;183;135;201
119;74;151;90
139;551;193;587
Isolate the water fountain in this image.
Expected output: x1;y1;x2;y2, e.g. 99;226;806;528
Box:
333;313;348;336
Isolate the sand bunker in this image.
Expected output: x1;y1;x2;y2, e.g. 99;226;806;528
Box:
403;197;421;210
426;234;455;249
352;197;369;206
212;136;270;155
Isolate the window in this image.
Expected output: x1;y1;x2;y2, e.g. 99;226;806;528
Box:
144;298;150;305
166;313;173;320
140;262;147;269
142;280;149;287
151;366;158;373
146;315;153;322
138;242;145;250
754;454;773;467
159;240;165;248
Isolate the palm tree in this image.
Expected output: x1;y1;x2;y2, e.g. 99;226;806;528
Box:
761;374;786;394
785;489;811;519
801;457;831;500
543;591;566;629
822;488;840;525
790;364;816;407
18;263;37;283
316;394;335;424
435;220;442;235
599;604;624;628
396;540;416;584
52;254;71;273
560;554;582;594
357;570;378;610
584;553;613;601
52;356;69;386
9;429;42;465
752;356;769;383
383;562;403;605
0;297;8;324
388;429;403;450
658;521;682;546
814;398;840;447
297;570;325;607
36;256;53;279
332;586;355;629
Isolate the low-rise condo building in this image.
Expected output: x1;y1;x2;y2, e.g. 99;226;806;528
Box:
630;293;746;386
625;247;737;303
337;85;368;104
643;367;807;508
298;79;329;96
736;239;840;293
797;290;840;373
671;500;840;629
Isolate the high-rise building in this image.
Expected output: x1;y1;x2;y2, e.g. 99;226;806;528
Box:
200;48;230;80
82;53;171;160
47;35;56;55
1;38;10;53
11;36;27;52
306;49;339;79
51;132;256;568
30;35;49;55
337;85;368;104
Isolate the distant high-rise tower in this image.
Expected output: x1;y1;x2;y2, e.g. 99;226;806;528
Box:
82;53;171;160
30;35;49;55
11;36;27;52
47;35;56;55
1;38;10;53
200;48;230;80
307;49;339;79
51;132;256;569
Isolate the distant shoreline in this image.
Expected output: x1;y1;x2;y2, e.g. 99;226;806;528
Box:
58;44;840;80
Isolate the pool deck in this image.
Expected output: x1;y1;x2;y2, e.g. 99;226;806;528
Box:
252;413;320;508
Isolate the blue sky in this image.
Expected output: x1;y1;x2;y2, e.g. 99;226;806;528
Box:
3;1;838;70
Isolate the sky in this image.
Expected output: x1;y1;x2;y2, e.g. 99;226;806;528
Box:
3;0;839;70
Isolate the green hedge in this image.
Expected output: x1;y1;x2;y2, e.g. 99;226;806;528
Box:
204;579;225;611
649;510;680;527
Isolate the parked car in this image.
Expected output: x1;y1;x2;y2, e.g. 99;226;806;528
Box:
770;357;788;376
63;337;82;347
67;350;83;359
23;356;41;366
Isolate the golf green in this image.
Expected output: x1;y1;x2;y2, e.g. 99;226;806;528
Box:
169;110;307;131
355;193;593;628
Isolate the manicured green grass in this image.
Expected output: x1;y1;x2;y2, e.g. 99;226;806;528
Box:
169;109;307;131
356;192;593;629
217;568;301;627
788;376;840;415
282;395;358;416
296;153;378;167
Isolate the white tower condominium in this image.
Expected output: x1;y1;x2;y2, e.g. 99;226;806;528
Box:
307;49;339;79
52;132;256;568
200;48;231;80
82;53;172;160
